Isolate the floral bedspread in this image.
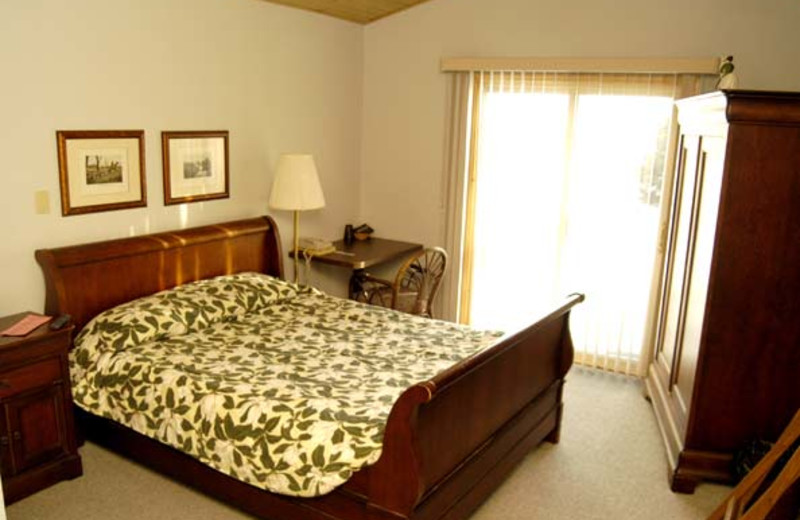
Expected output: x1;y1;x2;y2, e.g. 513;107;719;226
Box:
70;273;503;497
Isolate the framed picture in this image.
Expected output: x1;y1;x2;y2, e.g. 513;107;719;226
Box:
56;130;147;216
162;130;229;205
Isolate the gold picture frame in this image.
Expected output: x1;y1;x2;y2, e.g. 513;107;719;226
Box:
56;130;147;216
162;130;229;205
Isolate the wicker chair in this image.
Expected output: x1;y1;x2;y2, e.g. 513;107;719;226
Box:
356;247;447;319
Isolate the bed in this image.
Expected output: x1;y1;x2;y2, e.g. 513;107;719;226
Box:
36;215;584;520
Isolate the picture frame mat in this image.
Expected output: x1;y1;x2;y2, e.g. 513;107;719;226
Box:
57;130;146;215
161;130;229;205
167;137;226;198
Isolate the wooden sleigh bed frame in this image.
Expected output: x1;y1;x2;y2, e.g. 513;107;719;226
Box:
36;216;584;520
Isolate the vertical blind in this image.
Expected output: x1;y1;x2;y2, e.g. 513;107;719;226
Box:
459;70;714;375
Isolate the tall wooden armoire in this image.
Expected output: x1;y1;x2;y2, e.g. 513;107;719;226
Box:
646;90;800;493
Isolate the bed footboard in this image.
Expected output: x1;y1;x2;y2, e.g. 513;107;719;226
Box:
365;293;584;519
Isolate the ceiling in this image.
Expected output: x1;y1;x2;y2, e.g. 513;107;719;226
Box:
259;0;434;24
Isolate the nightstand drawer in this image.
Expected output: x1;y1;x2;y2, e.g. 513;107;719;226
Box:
0;358;62;399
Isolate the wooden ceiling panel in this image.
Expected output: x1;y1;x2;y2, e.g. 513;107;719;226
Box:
260;0;434;24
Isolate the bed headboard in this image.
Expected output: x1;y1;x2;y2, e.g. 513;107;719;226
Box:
35;216;284;334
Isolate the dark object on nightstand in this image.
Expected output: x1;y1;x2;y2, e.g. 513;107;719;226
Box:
49;314;71;331
343;224;354;245
352;223;374;241
0;312;82;504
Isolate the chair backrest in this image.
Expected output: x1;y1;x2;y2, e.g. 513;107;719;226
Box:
708;409;800;520
392;247;448;319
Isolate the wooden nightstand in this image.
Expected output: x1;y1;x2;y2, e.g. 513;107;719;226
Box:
0;313;82;504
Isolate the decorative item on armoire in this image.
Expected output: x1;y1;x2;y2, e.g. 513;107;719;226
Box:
716;55;739;89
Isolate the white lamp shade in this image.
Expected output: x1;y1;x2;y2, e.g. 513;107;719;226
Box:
268;154;326;211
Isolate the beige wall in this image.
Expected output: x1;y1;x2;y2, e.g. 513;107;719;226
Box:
4;0;800;316
360;0;800;250
0;0;363;314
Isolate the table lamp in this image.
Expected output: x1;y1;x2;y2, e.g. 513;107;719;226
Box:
268;154;326;284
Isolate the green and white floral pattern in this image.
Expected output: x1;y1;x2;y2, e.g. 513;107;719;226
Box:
70;273;503;497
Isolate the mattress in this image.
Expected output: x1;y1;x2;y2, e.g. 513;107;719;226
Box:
70;273;502;497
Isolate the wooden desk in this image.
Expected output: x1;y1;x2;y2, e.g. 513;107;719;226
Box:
292;237;423;299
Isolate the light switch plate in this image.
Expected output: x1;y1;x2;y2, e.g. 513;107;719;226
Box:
34;190;51;214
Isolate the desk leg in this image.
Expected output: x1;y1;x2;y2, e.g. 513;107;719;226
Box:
349;270;367;301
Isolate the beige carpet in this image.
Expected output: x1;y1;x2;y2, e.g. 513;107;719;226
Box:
6;367;730;519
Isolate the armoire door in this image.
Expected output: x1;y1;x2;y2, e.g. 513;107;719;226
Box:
672;135;725;426
653;132;699;402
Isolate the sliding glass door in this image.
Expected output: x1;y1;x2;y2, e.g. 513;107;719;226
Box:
463;71;676;374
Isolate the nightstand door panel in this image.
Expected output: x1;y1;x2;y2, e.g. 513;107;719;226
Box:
6;385;67;473
0;410;11;475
